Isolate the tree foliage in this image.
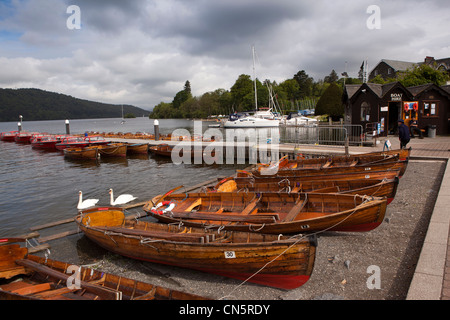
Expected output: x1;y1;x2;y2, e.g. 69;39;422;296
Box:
369;64;450;87
149;68;349;119
315;83;344;120
397;64;449;87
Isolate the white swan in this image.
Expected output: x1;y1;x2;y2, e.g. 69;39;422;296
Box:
77;191;99;210
109;188;137;206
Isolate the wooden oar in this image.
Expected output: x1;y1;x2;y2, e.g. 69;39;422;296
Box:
0;237;26;245
15;259;122;300
143;185;185;210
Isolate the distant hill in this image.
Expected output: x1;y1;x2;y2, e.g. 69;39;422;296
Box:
0;88;150;122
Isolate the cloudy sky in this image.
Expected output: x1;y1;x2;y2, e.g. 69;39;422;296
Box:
0;0;449;110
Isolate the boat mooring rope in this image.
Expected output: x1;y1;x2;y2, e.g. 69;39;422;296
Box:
218;196;374;300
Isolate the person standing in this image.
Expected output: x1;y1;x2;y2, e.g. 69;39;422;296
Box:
398;119;410;149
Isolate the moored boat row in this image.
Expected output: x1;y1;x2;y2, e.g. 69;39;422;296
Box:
1;134;411;296
1;131;152;160
72;147;409;290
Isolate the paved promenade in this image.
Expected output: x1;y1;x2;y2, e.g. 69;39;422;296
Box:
350;135;450;300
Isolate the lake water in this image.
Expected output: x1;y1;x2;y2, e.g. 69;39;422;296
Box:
0;118;251;239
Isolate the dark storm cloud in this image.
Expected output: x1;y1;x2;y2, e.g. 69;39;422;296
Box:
0;0;449;109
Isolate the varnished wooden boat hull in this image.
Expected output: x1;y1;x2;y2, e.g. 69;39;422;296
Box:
63;146;99;160
75;208;316;289
351;148;411;161
259;154;399;172
144;191;387;234
214;177;399;204
149;144;206;158
126;143;149;154
245;159;408;178
0;243;207;300
97;143;127;157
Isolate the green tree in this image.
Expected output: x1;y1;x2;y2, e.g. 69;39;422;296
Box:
172;80;192;109
315;82;344;120
293;70;314;99
398;64;449;87
230;74;253;111
324;70;339;83
149;102;174;119
278;79;300;108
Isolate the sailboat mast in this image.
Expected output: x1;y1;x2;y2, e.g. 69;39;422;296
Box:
252;45;258;111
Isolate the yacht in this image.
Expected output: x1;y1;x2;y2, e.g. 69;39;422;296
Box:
223;46;279;128
223;112;280;128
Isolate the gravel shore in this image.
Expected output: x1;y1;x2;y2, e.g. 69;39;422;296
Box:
48;159;446;300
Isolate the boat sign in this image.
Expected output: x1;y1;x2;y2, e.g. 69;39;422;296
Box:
224;251;236;259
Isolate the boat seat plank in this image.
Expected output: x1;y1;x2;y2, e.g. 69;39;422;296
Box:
168;212;279;223
283;200;306;222
11;282;52;295
240;197;260;215
99;226;211;243
0;266;28;279
184;198;202;212
32;286;79;299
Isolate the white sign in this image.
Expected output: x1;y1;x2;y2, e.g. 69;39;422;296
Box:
224;251;236;259
391;93;403;101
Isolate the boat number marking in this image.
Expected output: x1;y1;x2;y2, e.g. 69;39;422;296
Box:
365;167;372;171
300;225;310;229
365;175;370;179
224;251;236;259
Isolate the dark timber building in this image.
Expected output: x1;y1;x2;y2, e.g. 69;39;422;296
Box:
343;82;450;136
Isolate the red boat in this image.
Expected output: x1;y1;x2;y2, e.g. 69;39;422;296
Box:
0;131;18;142
31;135;65;150
55;136;89;150
14;132;36;143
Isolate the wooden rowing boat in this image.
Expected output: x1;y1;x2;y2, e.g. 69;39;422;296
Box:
351;147;411;161
75;207;316;290
243;159;408;178
125;142;149;154
96;143;127;157
149;144;173;157
237;168;401;183
212;176;399;204
144;190;387;234
257;154;399;173
0;242;208;300
63;146;99;160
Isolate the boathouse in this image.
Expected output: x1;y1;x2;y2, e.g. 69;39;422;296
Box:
343;81;450;136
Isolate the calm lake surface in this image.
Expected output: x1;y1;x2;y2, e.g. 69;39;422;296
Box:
0;118;250;239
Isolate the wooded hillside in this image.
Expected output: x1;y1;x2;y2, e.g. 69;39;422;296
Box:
0;88;150;122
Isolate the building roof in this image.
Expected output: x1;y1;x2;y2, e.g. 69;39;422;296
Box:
441;85;450;95
345;82;450;102
378;59;417;72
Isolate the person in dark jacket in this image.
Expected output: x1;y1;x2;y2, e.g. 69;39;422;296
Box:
398;119;410;149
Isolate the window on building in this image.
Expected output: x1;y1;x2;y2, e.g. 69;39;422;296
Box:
360;102;371;121
388;68;392;75
423;101;438;117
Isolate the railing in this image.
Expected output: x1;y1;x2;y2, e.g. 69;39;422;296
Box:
280;124;364;147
